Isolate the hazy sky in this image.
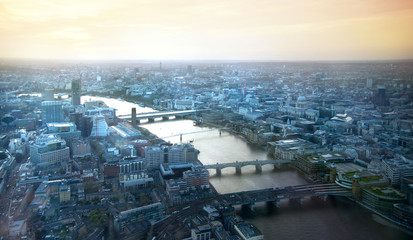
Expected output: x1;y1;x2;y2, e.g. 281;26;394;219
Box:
0;0;412;61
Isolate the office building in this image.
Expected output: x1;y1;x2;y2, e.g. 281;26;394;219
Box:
30;135;70;171
114;202;166;232
183;166;210;190
90;115;108;137
144;144;199;170
46;122;81;142
41;101;63;124
71;79;81;106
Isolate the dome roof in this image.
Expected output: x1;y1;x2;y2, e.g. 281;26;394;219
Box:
297;96;306;102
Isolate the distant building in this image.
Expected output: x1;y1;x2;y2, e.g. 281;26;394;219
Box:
175;99;194;110
9;220;27;237
59;184;71;202
234;222;264;240
85;108;116;124
104;162;120;178
43;88;54;101
120;157;144;174
382;158;413;186
374;86;388;106
183;166;210;190
41;101;63;124
165;166;210;198
71;139;91;158
46;122;81;142
71;79;81;106
114;202;166;232
361;187;405;213
144;144;198;170
90;115;108;137
15;118;36;131
30;135;69;172
191;224;212;240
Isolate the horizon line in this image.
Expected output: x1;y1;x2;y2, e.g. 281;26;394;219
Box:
1;57;413;64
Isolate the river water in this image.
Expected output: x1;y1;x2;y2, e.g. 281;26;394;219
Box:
82;96;412;240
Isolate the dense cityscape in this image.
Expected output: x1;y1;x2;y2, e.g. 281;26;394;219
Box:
0;59;412;239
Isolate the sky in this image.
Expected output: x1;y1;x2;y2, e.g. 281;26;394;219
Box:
0;0;412;61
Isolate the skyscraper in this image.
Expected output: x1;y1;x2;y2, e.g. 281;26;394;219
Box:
374;86;388;106
71;79;81;106
41;101;63;123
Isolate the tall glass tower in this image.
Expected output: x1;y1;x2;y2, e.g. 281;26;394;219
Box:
41;101;63;123
71;79;81;106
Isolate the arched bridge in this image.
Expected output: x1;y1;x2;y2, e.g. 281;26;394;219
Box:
118;109;207;123
203;159;292;175
218;183;351;207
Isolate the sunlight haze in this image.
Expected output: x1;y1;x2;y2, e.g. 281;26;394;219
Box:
0;0;412;60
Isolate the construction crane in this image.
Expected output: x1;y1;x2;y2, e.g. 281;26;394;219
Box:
76;64;82;91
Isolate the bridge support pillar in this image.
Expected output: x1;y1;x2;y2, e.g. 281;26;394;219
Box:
242;204;255;211
175;115;183;119
219;130;222;136
248;204;255;211
289;198;304;206
148;118;155;123
235;166;242;175
270;200;280;208
162;116;169;121
273;164;280;169
216;168;222;176
255;164;262;173
180;134;183;142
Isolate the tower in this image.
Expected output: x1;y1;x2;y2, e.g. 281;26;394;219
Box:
329;164;337;183
352;174;361;200
71;79;81;106
41;101;63;123
131;108;137;126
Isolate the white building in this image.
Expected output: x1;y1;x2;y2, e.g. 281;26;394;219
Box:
90;115;108;137
382;158;413;186
174;99;193;110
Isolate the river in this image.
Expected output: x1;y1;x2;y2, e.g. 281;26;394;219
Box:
82;96;412;240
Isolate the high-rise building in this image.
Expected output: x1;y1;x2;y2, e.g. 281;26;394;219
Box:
71;79;81;106
374;86;388;106
41;101;63;124
90;115;108;137
30;135;70;171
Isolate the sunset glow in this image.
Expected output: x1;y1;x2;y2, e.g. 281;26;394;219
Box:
0;0;412;60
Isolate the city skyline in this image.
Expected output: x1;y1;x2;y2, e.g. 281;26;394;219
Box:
1;0;413;61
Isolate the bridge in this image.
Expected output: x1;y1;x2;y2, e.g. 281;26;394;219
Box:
118;109;207;124
203;159;292;175
218;183;351;208
153;183;351;239
151;127;230;142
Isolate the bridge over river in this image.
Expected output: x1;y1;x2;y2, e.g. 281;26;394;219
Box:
118;109;207;123
218;183;351;207
203;159;292;175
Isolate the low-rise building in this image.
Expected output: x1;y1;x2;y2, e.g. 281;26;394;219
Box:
114;202;166;232
361;187;405;213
